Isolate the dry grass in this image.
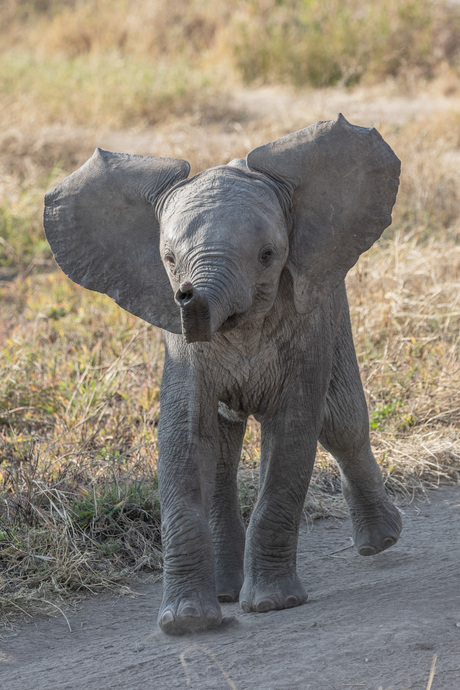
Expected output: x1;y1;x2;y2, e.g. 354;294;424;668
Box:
2;0;460;86
1;0;460;135
0;0;459;625
231;0;460;88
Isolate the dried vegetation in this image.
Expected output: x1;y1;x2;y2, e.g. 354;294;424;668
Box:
0;0;459;625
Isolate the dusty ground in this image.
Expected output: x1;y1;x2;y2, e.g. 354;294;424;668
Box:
1;486;460;690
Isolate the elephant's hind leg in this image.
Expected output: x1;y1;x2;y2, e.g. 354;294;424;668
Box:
320;309;402;556
210;408;247;603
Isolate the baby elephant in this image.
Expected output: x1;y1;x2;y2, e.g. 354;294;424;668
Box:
44;115;402;635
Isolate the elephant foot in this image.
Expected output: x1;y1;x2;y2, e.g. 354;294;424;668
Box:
216;578;243;603
349;496;402;556
158;593;222;635
216;567;243;603
240;572;308;613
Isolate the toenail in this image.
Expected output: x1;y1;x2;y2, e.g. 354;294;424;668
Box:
359;545;378;556
218;592;235;603
255;599;276;613
284;595;300;608
381;537;396;550
179;604;201;618
160;610;174;626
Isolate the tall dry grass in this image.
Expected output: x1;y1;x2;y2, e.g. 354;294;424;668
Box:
3;0;459;83
1;0;460;133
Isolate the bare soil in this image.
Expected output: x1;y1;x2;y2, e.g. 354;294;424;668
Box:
2;486;460;690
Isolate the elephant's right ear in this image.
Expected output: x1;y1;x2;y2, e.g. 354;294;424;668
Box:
44;148;190;333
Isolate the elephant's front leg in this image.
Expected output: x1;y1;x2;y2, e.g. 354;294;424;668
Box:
240;377;324;614
210;410;247;603
157;358;221;635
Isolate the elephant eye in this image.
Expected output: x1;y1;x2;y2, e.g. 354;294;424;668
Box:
164;252;176;268
258;246;275;267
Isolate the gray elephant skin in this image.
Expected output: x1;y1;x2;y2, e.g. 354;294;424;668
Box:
44;115;402;635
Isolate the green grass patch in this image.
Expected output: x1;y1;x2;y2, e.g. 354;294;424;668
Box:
0;50;228;129
231;0;460;88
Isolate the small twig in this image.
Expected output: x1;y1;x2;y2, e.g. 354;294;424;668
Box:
2;599;33;618
326;544;354;557
426;654;437;690
30;597;72;633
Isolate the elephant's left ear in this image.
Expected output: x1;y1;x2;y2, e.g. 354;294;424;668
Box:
44;149;190;332
247;114;401;313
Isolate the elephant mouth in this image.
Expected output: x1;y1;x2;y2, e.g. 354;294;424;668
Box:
182;309;247;342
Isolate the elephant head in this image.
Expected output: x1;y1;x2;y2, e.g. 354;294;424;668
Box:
44;115;400;343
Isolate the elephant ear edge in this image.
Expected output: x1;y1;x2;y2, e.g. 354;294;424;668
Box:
44;148;190;333
247;114;401;314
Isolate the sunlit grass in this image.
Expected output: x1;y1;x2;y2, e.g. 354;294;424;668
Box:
231;0;460;87
0;194;51;269
0;51;228;130
0;272;162;458
1;0;460;133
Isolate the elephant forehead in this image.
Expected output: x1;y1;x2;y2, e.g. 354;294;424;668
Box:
160;169;286;247
161;169;284;228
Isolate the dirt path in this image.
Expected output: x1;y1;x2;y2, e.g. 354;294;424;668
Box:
1;486;460;690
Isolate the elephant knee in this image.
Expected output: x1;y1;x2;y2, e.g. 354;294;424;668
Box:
321;395;371;457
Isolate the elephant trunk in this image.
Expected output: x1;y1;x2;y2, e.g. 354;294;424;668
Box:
175;264;247;343
175;281;213;343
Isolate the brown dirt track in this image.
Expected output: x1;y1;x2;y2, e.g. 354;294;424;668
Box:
1;486;459;690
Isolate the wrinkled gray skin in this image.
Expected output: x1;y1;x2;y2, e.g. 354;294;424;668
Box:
44;115;402;635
